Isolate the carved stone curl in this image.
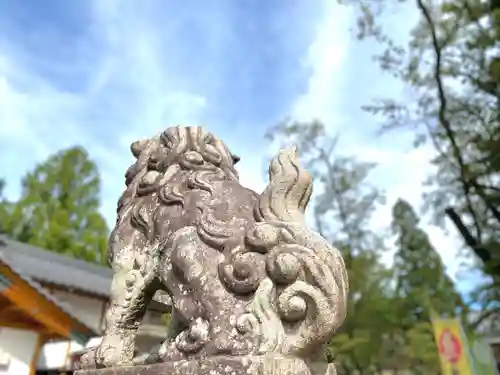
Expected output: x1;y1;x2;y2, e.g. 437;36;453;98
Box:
76;126;348;375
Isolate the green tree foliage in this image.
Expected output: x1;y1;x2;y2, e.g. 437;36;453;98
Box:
391;198;466;374
1;147;109;264
339;0;500;325
0;179;10;234
392;198;464;322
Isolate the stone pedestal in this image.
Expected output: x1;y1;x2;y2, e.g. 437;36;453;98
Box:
75;355;336;375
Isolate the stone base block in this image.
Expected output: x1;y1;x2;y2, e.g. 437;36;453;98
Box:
75;355;336;375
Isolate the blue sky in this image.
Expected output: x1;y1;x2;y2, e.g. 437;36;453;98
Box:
0;0;483;294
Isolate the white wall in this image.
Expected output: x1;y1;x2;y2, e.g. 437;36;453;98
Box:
37;337;102;371
0;328;38;375
37;340;82;371
36;290;105;371
51;290;106;332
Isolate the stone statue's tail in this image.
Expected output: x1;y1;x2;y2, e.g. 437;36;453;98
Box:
247;146;348;358
256;145;312;223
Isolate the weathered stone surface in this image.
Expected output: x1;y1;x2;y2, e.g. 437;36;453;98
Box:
76;355;337;375
76;126;348;375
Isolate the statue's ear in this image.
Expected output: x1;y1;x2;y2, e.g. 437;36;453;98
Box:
232;154;240;165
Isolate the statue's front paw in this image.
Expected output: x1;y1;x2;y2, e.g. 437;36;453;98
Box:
78;346;101;370
78;340;132;369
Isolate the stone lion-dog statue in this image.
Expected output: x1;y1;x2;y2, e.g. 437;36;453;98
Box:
78;125;348;374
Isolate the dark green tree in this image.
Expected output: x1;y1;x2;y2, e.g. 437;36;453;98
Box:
391;198;465;374
3;147;109;264
392;199;463;320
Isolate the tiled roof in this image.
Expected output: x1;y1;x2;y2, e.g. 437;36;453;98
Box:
0;252;97;342
0;235;171;312
0;235;112;297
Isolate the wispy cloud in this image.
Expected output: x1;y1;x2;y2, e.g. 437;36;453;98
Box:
0;0;479;292
282;0;478;290
291;1;353;125
0;0;321;213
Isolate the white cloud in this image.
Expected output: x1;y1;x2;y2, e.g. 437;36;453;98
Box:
253;2;353;197
0;62;86;184
287;0;471;285
0;1;211;215
291;1;353;126
0;1;302;224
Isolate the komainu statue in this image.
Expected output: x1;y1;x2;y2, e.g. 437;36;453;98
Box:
77;126;348;375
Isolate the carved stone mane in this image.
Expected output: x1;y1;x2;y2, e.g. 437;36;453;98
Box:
77;125;349;375
109;126;245;263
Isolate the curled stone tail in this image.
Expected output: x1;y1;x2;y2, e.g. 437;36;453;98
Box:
257;146;313;223
242;145;348;359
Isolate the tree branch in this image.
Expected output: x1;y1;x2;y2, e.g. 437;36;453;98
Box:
444;206;490;262
416;0;484;241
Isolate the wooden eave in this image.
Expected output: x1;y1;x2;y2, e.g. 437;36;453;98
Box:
0;260;96;344
38;280;109;301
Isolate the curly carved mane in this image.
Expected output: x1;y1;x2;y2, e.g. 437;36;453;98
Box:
108;126;254;266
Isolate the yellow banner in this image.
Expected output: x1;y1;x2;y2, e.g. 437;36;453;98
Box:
431;317;476;375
